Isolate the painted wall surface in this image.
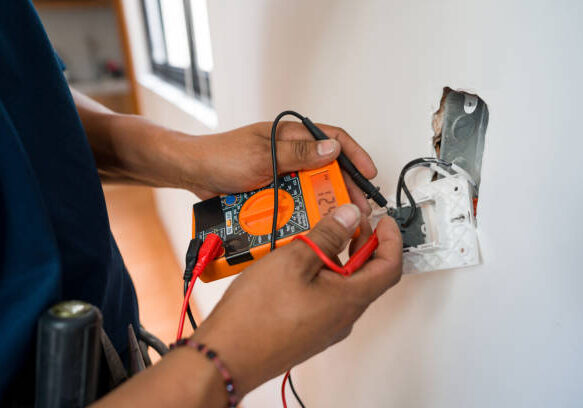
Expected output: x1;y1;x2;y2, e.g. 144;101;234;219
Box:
122;1;583;406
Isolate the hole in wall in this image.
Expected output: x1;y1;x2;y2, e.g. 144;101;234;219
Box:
432;87;488;217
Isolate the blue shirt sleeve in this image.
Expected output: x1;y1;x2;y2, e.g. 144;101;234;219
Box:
54;52;67;71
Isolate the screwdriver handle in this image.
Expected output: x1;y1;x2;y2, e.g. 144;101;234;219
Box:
302;117;388;208
36;301;102;408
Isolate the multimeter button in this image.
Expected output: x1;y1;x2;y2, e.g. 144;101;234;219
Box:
239;189;294;236
225;195;237;206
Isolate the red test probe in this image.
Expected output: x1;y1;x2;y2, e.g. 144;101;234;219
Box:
176;233;223;341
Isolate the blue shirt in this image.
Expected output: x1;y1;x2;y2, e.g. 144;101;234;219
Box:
0;0;139;400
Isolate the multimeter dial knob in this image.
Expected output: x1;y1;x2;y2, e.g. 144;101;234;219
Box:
238;189;294;236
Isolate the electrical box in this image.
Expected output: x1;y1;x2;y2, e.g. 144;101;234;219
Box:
373;88;488;274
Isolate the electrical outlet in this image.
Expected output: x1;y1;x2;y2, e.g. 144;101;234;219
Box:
371;88;488;274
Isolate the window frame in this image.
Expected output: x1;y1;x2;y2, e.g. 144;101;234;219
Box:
140;0;212;105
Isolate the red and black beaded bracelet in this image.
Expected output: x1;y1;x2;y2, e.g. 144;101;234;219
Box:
171;339;238;408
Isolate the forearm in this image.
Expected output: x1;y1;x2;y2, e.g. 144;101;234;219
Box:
72;90;380;207
72;89;201;189
91;347;228;407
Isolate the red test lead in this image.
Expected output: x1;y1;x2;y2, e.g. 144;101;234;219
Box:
176;234;223;341
293;230;379;276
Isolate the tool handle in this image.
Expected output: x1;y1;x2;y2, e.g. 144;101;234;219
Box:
36;301;102;408
302;117;388;208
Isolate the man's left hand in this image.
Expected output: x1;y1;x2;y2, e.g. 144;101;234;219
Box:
171;121;378;215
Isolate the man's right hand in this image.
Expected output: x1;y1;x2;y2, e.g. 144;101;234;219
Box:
191;204;403;397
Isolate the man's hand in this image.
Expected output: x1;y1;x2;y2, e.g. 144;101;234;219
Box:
74;90;378;215
91;206;401;408
190;204;402;396
173;121;378;215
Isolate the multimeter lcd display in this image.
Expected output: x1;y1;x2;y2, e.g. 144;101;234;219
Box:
311;170;338;217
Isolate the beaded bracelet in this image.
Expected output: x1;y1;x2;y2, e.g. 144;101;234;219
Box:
170;339;238;408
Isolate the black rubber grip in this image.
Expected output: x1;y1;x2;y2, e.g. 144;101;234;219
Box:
36;302;102;407
302;117;388;208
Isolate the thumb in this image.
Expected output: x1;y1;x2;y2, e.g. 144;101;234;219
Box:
276;139;340;173
294;204;361;277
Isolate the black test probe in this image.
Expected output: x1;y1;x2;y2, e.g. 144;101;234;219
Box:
300;116;389;209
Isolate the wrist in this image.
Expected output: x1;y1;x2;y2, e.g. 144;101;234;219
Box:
190;323;276;397
102;114;206;191
91;342;229;407
172;339;239;407
168;346;229;407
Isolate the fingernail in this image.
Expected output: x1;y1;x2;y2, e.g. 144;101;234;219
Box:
317;139;338;156
333;204;360;229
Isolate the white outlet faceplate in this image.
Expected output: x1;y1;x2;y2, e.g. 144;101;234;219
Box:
371;174;480;274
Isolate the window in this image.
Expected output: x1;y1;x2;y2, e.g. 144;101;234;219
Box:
141;0;213;105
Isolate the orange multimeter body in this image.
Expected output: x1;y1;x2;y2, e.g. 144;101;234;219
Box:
192;161;351;282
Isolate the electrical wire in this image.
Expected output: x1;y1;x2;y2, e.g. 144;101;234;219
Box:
270;111;306;408
396;158;453;227
183;238;203;331
184;280;198;330
176;234;222;341
270;110;304;251
177;274;199;341
294;232;379;276
281;371;291;408
280;369;306;408
287;372;306;408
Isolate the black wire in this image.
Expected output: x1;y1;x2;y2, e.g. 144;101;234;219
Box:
270;111;307;408
398;178;417;228
396;158;453;227
287;374;306;408
396;158;452;207
270;110;304;251
184;238;202;332
184;280;198;330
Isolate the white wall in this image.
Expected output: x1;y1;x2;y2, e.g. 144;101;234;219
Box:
122;1;583;406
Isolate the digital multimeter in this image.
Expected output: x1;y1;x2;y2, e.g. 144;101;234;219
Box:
192;160;351;282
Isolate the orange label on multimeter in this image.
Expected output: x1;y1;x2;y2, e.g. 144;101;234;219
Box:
192;161;351;282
